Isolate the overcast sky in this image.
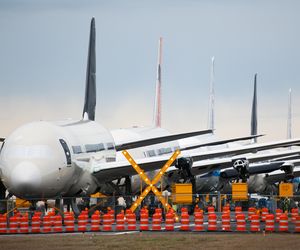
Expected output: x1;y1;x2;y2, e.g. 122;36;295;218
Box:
0;0;299;141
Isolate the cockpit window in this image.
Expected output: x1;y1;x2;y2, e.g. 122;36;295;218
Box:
85;143;105;153
59;139;71;165
72;146;82;154
0;142;5;153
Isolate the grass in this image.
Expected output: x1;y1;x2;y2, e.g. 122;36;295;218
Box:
0;232;299;250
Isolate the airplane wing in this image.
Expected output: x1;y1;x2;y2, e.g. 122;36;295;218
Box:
266;168;300;184
189;138;300;162
190;149;300;176
114;129;212;151
90;149;300;183
180;134;264;151
88;155;171;183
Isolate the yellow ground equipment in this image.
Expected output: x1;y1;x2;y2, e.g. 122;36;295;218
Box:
279;183;293;197
171;183;193;204
232;183;248;201
15;198;31;208
90;192;106;198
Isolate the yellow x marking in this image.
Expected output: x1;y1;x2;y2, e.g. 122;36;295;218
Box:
122;149;180;213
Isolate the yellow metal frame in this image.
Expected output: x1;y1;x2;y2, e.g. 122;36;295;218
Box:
122;149;180;213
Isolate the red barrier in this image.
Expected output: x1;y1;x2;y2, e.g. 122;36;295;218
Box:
248;207;256;219
194;211;204;231
208;213;217;231
265;214;274;232
222;212;231;231
222;205;230;214
42;216;52;233
236;213;246;232
127;213;136;231
31;215;41;233
91;211;101;232
295;215;300;233
19;215;29;233
207;206;215;215
275;209;283;222
279;214;288;232
250;214;260;232
152;213;161;231
9;216;18;234
0;215;7;234
291;208;299;223
180;212;189;231
77;212;88;232
140;212;149;231
116;212;125;231
53;215;63;233
235;206;242;217
261;208;268;222
64;213;75;232
165;212;174;231
103;213;112;231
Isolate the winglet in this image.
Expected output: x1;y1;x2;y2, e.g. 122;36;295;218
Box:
153;37;162;128
251;73;258;142
208;56;215;132
82;17;96;121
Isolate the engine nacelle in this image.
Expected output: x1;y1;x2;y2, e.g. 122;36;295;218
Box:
232;158;250;182
175;157;194;181
280;163;294;180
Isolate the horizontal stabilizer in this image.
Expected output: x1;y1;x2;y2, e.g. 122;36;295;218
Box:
115;129;213;151
180;134;264;151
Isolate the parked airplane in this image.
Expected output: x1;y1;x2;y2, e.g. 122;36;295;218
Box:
174;62;300;194
218;88;300;195
0;18;299;214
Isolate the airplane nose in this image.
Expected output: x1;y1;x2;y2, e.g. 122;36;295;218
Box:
10;161;42;195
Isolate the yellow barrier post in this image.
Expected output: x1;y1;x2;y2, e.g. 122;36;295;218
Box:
122;150;180;213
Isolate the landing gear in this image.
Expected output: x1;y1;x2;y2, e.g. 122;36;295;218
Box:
125;176;133;208
0;181;6;213
70;198;81;216
69;197;90;216
175;157;196;194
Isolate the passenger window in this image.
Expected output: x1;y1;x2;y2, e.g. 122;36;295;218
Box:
59;139;71;165
85;143;105;153
157;148;164;155
72;146;82;154
165;147;172;154
147;150;156;157
158;147;172;155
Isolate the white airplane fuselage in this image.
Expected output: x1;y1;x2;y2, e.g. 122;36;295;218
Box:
0;120;179;199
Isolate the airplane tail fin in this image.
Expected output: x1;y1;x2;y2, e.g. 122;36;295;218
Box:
250;73;258;142
287;88;292;139
82;17;96;121
153;37;162;128
207;56;215;132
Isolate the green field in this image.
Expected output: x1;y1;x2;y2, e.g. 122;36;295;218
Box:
0;232;300;250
